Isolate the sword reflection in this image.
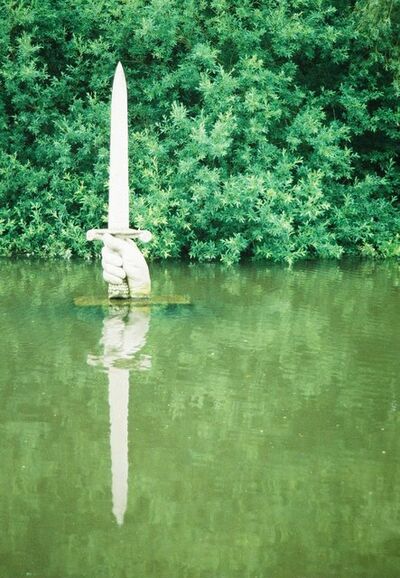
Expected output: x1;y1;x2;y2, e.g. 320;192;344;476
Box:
88;307;150;525
108;365;129;525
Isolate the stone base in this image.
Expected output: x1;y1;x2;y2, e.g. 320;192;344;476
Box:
74;295;191;307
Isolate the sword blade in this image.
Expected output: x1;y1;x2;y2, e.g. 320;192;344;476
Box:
109;62;129;230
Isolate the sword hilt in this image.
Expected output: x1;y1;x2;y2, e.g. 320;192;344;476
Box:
86;228;152;300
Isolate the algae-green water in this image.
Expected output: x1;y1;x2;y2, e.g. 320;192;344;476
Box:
1;258;399;578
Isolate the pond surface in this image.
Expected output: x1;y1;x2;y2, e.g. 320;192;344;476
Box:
0;258;399;578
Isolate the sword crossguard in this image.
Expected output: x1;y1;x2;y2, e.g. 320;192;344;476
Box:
86;228;152;243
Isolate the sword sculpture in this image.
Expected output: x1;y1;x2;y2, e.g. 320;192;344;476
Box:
87;62;152;299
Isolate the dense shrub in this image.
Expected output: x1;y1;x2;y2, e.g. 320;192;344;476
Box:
0;0;399;263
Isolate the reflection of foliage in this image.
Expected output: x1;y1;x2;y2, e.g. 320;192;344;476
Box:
0;1;399;263
0;260;399;577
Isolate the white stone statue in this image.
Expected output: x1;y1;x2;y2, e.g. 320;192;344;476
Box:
86;63;152;300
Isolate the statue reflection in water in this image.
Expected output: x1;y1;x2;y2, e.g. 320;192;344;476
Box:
88;234;152;525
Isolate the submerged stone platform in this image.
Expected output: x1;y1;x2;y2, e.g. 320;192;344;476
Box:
74;295;191;307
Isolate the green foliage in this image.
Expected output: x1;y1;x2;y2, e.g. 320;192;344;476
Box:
0;0;399;263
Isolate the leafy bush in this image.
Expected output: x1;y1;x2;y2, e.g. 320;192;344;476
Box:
0;0;399;263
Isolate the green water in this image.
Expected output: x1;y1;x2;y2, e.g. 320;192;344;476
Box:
0;258;399;578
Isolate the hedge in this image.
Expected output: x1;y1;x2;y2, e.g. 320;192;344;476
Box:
0;0;399;263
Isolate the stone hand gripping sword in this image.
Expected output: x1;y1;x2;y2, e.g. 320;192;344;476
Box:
87;63;152;299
